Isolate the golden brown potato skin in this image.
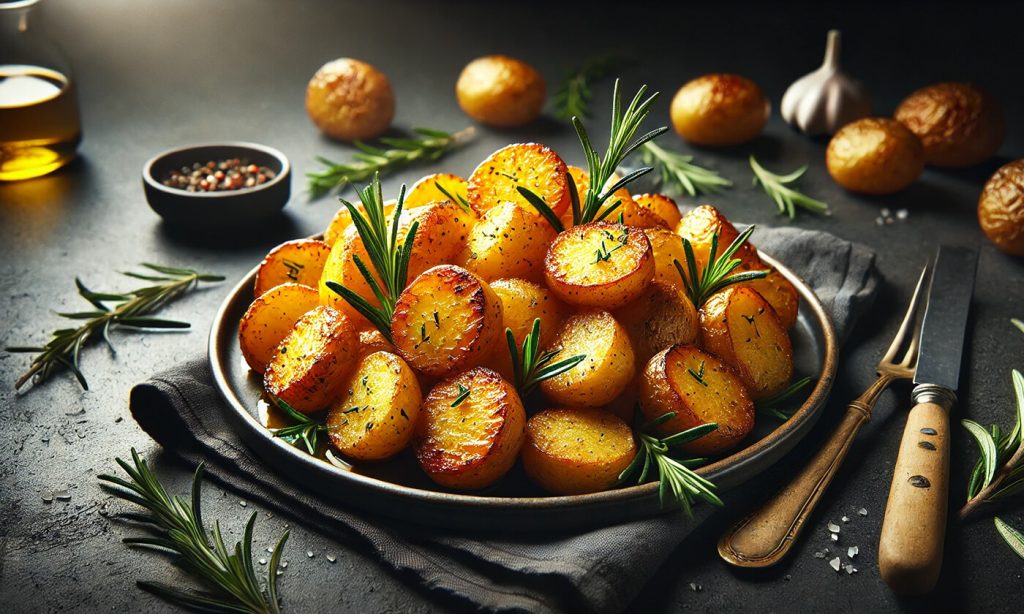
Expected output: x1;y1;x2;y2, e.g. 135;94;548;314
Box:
254;239;331;297
468;143;570;218
239;283;319;374
670;74;770;146
826;118;924;194
463;201;556;282
978;159;1024;256
306;58;394;141
633;193;682;228
895;82;1004;168
675;205;763;274
739;269;799;330
639;345;754;455
456;55;545;127
414;367;526;490
614;280;698;364
540;310;636;407
522;408;636;495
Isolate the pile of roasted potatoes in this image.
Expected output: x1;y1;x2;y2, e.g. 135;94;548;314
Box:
238;142;799;495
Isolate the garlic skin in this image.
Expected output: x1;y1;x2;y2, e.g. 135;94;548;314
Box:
781;30;871;136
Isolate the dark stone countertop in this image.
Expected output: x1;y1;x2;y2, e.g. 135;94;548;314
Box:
2;1;1023;612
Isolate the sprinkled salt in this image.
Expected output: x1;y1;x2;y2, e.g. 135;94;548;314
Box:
827;522;841;533
880;208;891;217
276;570;283;576
326;554;337;563
55;490;71;501
267;547;273;553
896;209;909;220
841;516;850;523
814;551;826;559
281;561;289;568
306;550;314;558
858;508;868;516
848;546;859;558
41;493;53;504
829;557;841;572
258;558;267;566
875;217;885;226
830;533;839;542
688;582;702;592
844;564;858;575
239;500;247;507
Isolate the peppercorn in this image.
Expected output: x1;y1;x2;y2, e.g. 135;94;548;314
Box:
162;158;276;192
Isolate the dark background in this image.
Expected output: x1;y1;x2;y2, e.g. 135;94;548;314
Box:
2;0;1024;611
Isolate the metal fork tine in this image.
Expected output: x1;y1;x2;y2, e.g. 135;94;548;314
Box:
881;265;931;365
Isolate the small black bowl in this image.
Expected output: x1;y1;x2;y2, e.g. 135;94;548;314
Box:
142;142;291;226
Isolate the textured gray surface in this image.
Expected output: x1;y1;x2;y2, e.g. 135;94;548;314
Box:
1;1;1023;612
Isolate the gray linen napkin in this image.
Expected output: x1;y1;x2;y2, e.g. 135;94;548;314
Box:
129;226;878;614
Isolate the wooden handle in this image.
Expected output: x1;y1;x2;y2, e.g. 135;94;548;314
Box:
718;404;869;566
879;392;952;595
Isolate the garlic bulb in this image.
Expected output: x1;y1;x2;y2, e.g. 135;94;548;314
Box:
781;30;871;136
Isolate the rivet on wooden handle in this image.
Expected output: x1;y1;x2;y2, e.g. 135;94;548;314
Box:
878;387;953;595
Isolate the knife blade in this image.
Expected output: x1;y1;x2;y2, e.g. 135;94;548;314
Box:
879;244;978;596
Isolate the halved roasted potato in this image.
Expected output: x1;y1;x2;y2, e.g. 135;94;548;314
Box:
739;269;799;330
404;173;470;209
614;280;698;364
643;227;689;289
564;166;666;228
414;366;526;490
399;201;476;279
699;286;793;399
675;204;763;273
391;265;503;378
539;310;635;407
639;344;754;455
522;407;636;495
318;225;380;330
357;328;396;358
633;193;682;228
326;351;422;460
239;283;320;374
545;222;654;310
463;201;556;282
264;306;359;412
254;239;331;297
467;143;570;218
486;278;567;379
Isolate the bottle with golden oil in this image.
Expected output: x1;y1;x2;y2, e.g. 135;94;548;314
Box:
0;0;81;181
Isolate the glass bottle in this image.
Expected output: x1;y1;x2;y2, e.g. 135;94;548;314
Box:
0;0;81;181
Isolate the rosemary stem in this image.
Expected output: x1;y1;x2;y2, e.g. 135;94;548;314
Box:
961;443;1024;520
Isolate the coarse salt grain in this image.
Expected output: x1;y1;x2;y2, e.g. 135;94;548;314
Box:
830;533;839;542
848;546;859;558
830;557;841;572
858;508;868;516
827;522;841;533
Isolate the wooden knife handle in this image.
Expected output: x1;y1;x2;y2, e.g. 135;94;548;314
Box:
878;384;954;595
718;375;892;567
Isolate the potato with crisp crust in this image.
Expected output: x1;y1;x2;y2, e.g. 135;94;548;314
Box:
670;74;770;146
640;345;754;455
540;310;635;407
699;287;793;399
391;265;503;378
633;193;682;228
463;201;556;283
486;278;567;379
564;167;666;229
326;351;422;460
615;280;698;364
356;328;396;358
306;58;394;141
404;173;471;209
895;82;1003;168
675;205;763;275
978;159;1024;256
643;227;689;289
264;306;359;413
739;269;799;329
239;283;320;374
456;55;545;128
323;200;396;248
468;143;570;218
523;408;636;495
826;117;924;194
254;239;331;297
415;367;526;489
545;222;654;310
318;225;382;330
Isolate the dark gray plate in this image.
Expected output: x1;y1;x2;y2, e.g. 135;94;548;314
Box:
209;252;838;531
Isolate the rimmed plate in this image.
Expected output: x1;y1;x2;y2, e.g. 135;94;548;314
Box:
209;251;837;531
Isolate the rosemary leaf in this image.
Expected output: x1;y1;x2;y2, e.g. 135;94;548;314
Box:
963;419;999;492
995;517;1024;560
675;226;769;308
750;155;830;219
551;54;627;121
508;318;585;397
638;141;733;197
757;376;816;420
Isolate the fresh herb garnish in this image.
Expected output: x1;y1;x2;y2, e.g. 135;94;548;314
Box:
551;54;626;121
674;227;769;308
99;449;287;614
307;127;475;199
451;384;471;408
507;318;586;397
325;173;417;342
687;361;709;387
995;517;1024;559
433;180;471;212
639;141;733;197
757;376;816;420
270;397;327;455
618;411;722;517
750;155;830;219
6;263;223;391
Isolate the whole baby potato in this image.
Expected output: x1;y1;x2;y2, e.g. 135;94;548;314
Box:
670;74;770;146
456;55;545;127
978;159;1024;256
306;58;395;141
895;82;1004;168
826;118;924;194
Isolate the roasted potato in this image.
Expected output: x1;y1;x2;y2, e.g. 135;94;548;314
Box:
699;287;794;399
670;74;770;146
545;222;655;310
404;173;470;209
675;205;763;275
264;306;359;412
894;82;1004;168
239;283;320;374
522;407;636;495
318;225;381;330
643;227;689;289
826;117;924;194
467;143;570;218
565;167;666;229
614;280;698;364
978;159;1024;256
306;58;394;141
639;344;754;455
633;193;682;229
391;265;503;378
414;367;526;489
540;310;635;407
740;269;799;329
486;278;567;379
323;200;396;248
463;201;557;282
357;328;396;358
254;239;331;297
456;55;546;128
326;351;422;460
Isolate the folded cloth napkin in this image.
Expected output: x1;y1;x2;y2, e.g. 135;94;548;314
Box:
130;226;879;614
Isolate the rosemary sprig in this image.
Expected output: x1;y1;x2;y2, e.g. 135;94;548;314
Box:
325;173;417;342
98;449;287;614
551;54;625;121
507;318;586;397
520;80;665;227
307;127;475;198
270;397;326;455
674;227;769;308
638;141;733;197
757;376;816;421
6;263;223;391
749;155;830;219
995;517;1024;559
618;411;722;518
451;384;471;408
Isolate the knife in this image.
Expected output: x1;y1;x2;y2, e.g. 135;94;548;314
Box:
878;245;978;595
